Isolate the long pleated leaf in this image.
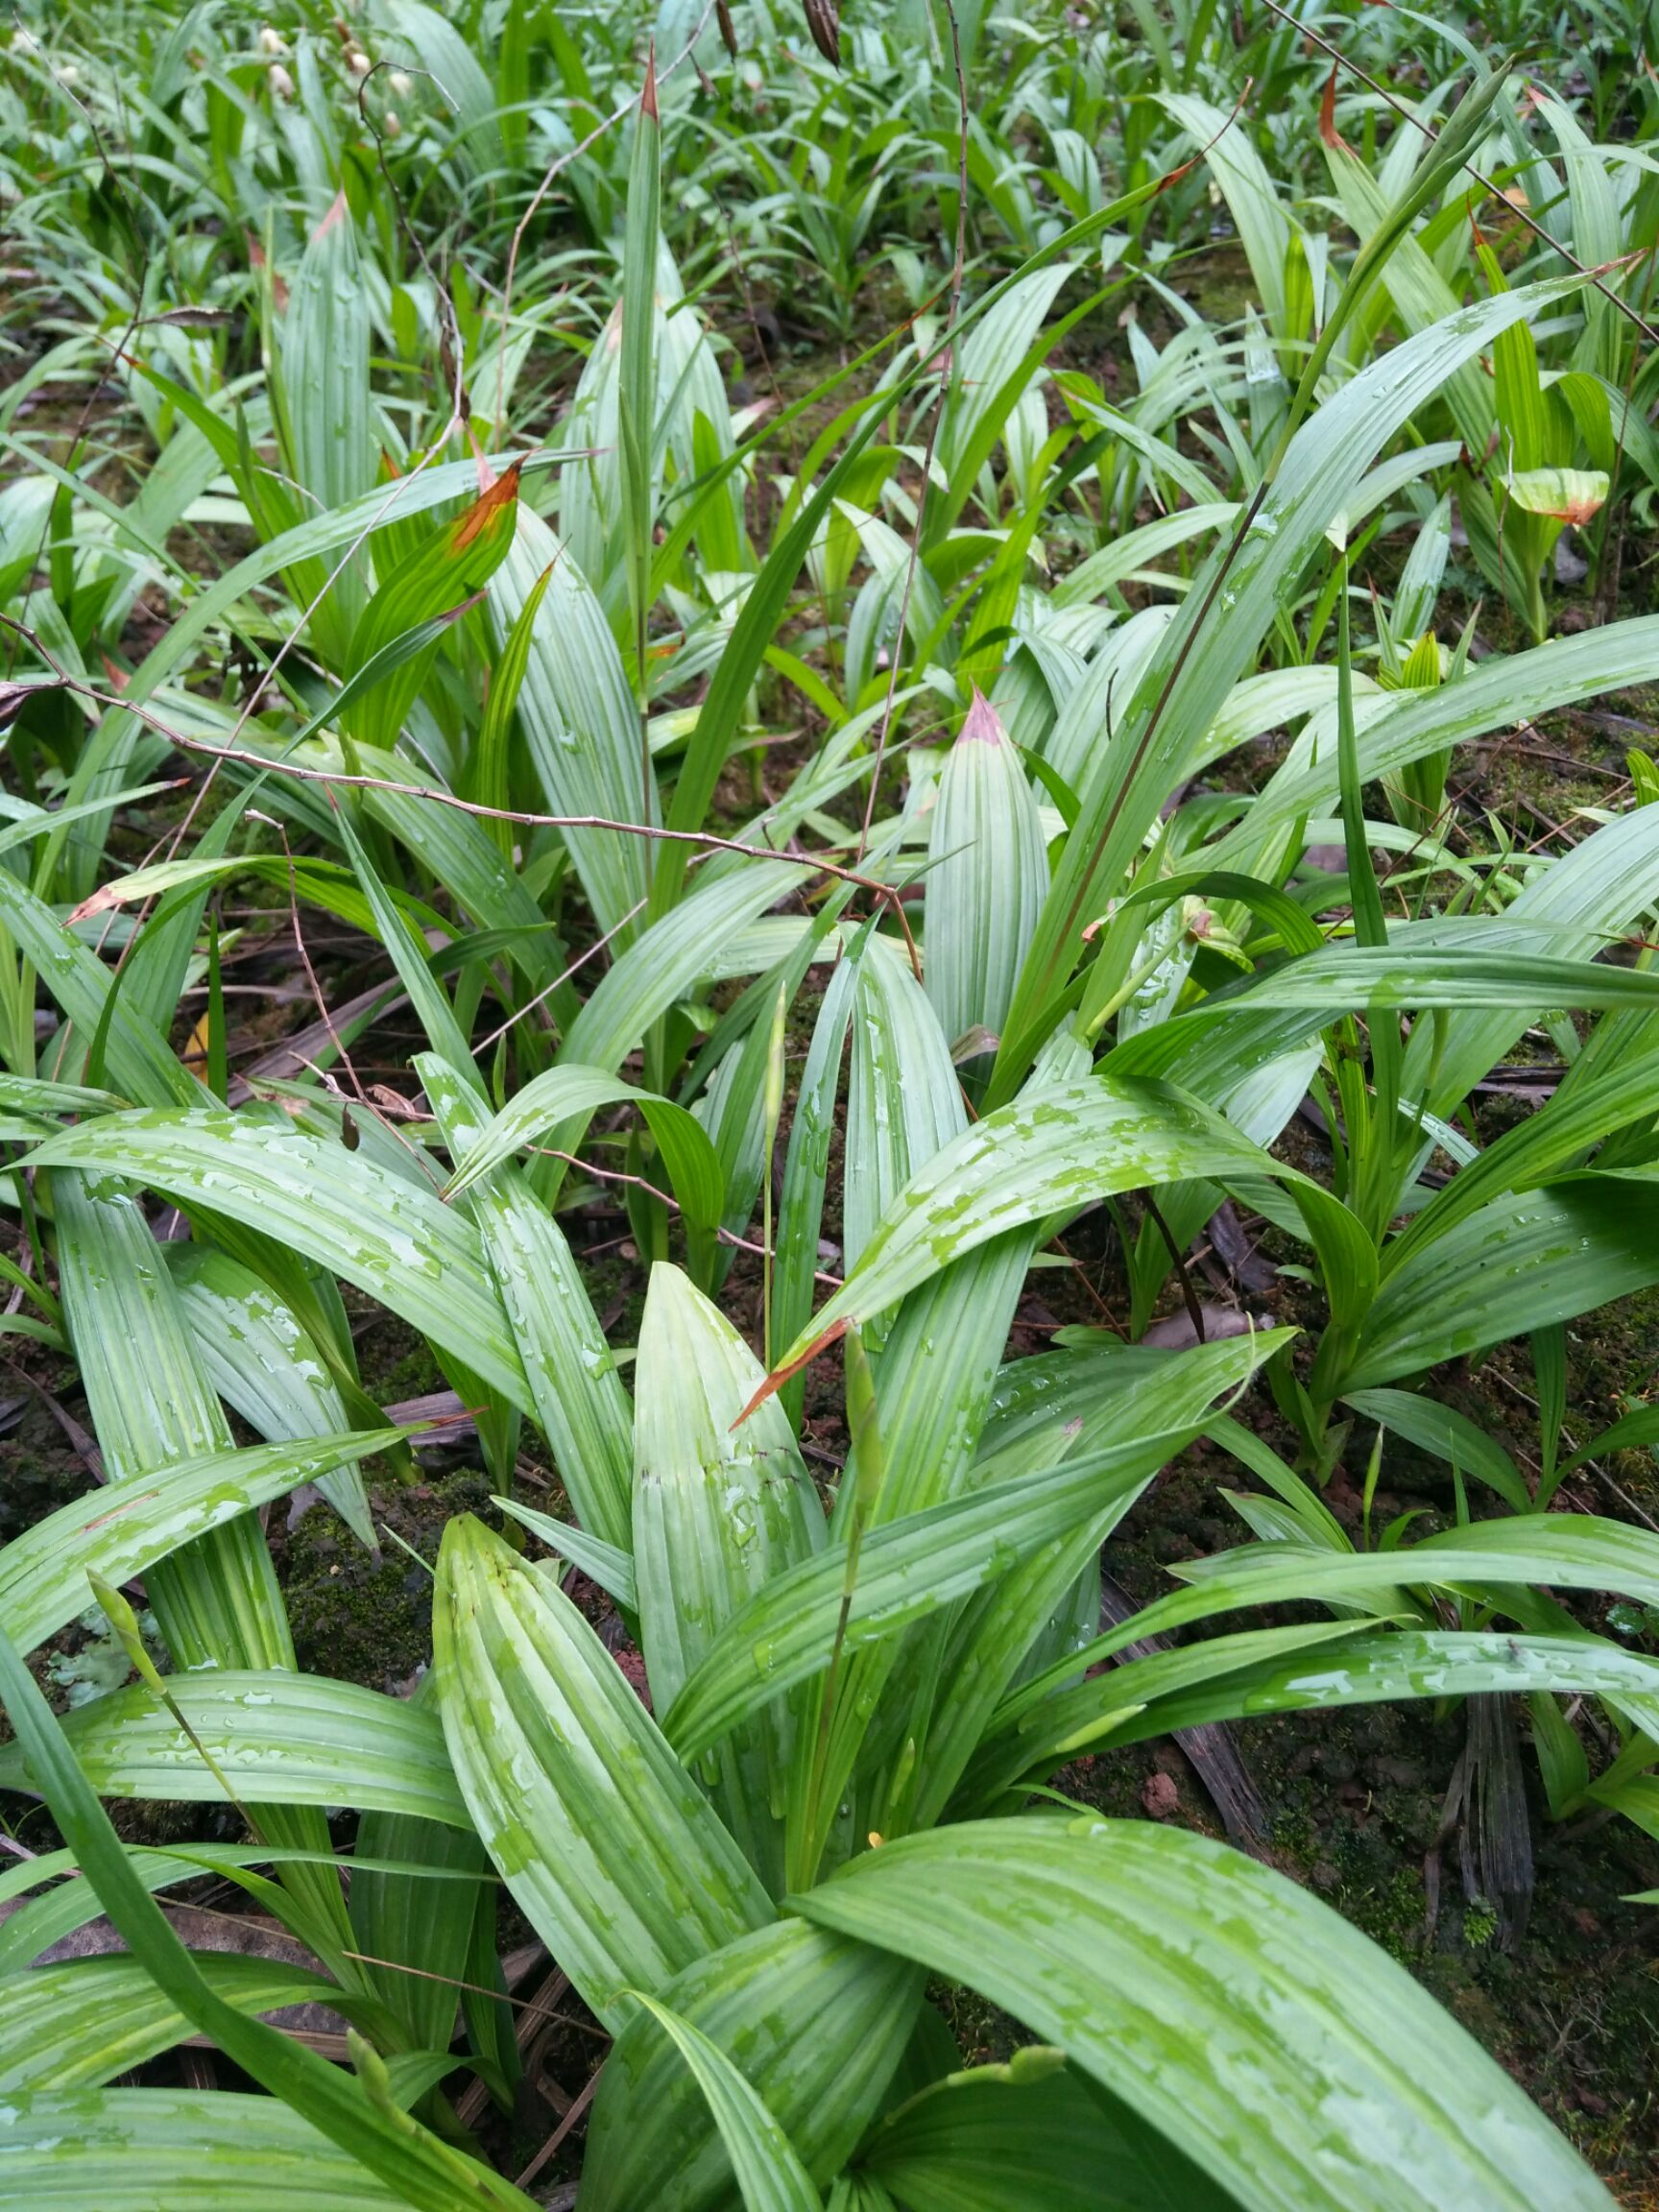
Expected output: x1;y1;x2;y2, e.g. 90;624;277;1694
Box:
664;1332;1291;1764
583;1922;922;2212
924;690;1049;1070
634;1263;825;1892
795;1819;1610;2211
0;1429;394;1659
444;1062;722;1233
1021;1515;1659;1701
433;1516;773;2030
0;1672;467;1828
0;2090;418;2211
0;1951;338;2093
620;1992;824;2212
0;1623;530;2210
770;1077;1296;1368
418;1054;636;1550
1344;1178;1659;1391
29;1116;532;1410
858;2056;1233;2212
166;1244;375;1547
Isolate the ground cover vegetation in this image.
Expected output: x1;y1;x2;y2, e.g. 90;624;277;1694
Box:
3;0;1659;2200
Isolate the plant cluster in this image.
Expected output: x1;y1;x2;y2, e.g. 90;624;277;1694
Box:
2;0;1659;2202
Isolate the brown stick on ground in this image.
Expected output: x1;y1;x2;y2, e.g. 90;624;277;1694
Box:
1098;1570;1271;1855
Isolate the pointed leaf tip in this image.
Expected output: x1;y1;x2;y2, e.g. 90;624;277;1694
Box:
959;687;1006;745
641;42;659;119
314;186;349;242
730;1318;849;1431
1319;64;1350;150
802;0;842;66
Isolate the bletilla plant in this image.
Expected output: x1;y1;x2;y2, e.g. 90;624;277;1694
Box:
1;0;1658;2202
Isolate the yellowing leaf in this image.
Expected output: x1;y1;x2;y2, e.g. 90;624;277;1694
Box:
1505;466;1610;524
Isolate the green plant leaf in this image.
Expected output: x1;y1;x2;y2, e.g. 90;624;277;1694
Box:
619;1990;824;2212
795;1819;1610;2210
664;1332;1292;1765
0;1671;468;1827
433;1516;773;2029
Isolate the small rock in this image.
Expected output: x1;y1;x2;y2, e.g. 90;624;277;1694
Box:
1142;1772;1180;1820
1311;1860;1341;1893
1370;1756;1425;1790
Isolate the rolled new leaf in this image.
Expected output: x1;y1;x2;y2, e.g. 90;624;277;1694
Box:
635;1264;825;1894
434;1516;773;2029
924;688;1049;1084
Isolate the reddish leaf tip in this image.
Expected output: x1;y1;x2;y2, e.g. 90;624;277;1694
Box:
730;1317;849;1430
959;687;1006;746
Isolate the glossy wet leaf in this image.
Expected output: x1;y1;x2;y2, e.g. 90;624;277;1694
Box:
796;1820;1611;2211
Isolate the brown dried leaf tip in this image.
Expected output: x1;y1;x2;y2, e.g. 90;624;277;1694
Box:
803;0;841;68
1318;63;1351;152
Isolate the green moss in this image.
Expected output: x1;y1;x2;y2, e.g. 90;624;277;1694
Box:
277;1467;494;1690
1461;1897;1499;1950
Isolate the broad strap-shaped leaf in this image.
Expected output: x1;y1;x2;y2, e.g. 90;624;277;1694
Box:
981;1626;1659;1798
1343;1178;1659;1392
442;1061;723;1237
418;1053;635;1552
773;950;859;1430
795;1819;1610;2211
29;1115;532;1410
771;1075;1301;1367
0;1623;531;2211
564;860;809;1079
433;1517;773;2029
664;1333;1292;1765
842;933;967;1282
924;690;1049;1083
0;1429;394;1659
1013;1515;1659;1710
583;1922;922;2212
343;469;520;756
1341;1388;1529;1511
280;194;375;517
493;506;656;938
166;1244;375;1547
51;1172;353;1952
0;2089;419;2210
908;1340;1288;1829
635;1264;826;1894
349;1804;491;2060
50;1172;290;1668
1215;620;1659;889
0;1840;489;1981
0;1672;467;1829
0;1951;339;2094
619;1992;824;2212
856;2052;1233;2212
1104;1629;1659;1743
